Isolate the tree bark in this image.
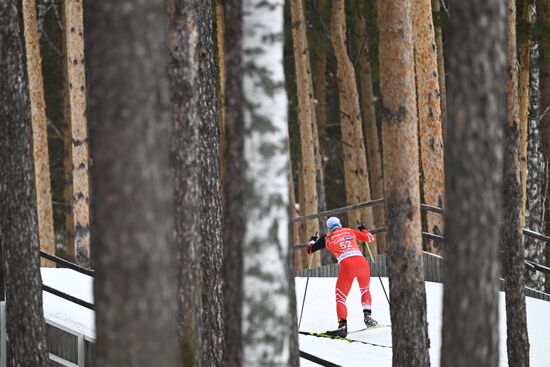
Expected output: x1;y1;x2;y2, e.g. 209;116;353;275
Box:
525;27;546;291
167;1;203;364
354;6;386;253
331;0;375;255
377;0;429;365
500;1;530;365
22;0;56;266
197;2;225;364
223;0;246;364
413;0;445;254
441;1;505;366
0;2;50;364
62;0;91;267
216;0;226;185
242;2;298;364
86;1;179;365
519;0;533;228
290;0;321;266
432;0;448;138
536;0;550;291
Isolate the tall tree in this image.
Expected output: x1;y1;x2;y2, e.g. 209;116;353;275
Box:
501;1;530;365
196;2;225;364
441;0;505;366
167;0;204;364
519;0;533;227
62;0;91;267
290;0;321;266
216;0;226;182
22;0;56;266
331;0;375;254
413;0;445;254
432;0;448;135
86;0;179;365
536;0;550;291
377;0;429;365
223;0;246;364
354;2;386;253
242;2;298;364
0;1;50;364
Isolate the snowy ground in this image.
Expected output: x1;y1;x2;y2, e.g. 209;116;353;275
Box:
297;277;550;367
41;268;95;339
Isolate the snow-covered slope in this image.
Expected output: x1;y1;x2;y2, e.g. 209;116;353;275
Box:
297;277;550;367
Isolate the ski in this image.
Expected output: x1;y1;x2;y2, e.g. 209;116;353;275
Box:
348;324;391;334
298;331;392;349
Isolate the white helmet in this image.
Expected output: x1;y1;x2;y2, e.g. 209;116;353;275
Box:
327;217;342;231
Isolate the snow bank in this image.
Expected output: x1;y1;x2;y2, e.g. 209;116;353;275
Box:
297;277;550;367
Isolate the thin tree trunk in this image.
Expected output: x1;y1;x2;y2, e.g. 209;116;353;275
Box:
22;0;56;266
223;0;246;364
86;1;179;365
519;0;533;228
0;2;50;364
62;0;91;267
354;7;386;253
331;0;375;255
441;1;505;366
289;152;303;270
216;0;226;184
536;0;550;291
290;0;320;266
167;0;203;364
413;0;445;254
242;2;297;364
432;0;447;138
500;1;530;365
377;0;429;365
197;2;225;364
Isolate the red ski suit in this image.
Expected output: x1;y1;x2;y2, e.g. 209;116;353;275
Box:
308;228;375;321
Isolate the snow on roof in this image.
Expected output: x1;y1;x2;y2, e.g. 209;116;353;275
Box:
297;277;550;367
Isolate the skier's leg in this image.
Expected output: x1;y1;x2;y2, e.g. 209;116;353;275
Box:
335;264;353;321
356;258;372;311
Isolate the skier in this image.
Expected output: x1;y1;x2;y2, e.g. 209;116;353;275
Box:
306;216;378;337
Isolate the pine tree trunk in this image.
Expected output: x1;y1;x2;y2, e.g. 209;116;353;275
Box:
216;0;226;184
536;0;550;292
242;2;298;364
500;1;530;365
413;0;445;254
22;0;56;266
0;2;50;364
167;1;204;364
377;0;429;365
289;153;303;270
519;0;533;228
62;0;91;267
331;0;375;255
354;8;386;253
86;1;179;365
222;0;246;364
290;0;320;266
432;0;447;137
441;1;505;366
197;3;225;364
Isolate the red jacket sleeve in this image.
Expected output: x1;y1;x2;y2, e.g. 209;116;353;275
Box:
352;228;375;243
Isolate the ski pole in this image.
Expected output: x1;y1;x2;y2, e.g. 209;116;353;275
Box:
298;234;316;330
358;221;391;306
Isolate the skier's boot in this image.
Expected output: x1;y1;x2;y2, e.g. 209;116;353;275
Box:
325;319;347;338
363;309;379;328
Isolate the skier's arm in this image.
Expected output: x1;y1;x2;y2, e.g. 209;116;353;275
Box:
306;234;326;253
353;228;375;243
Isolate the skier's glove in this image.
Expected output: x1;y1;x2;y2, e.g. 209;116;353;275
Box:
357;224;367;232
306;245;313;254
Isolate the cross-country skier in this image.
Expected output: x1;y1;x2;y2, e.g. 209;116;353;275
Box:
306;216;378;337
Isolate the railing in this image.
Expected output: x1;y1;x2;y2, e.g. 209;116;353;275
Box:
293;198;550;275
